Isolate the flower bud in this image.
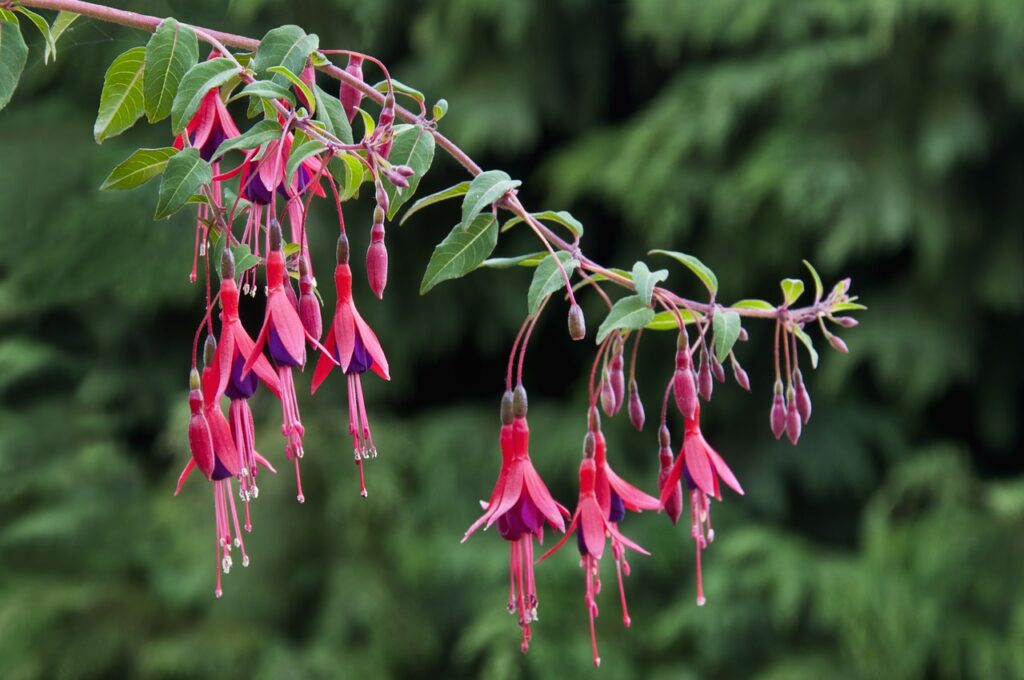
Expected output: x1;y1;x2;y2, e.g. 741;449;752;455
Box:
366;223;387;299
379;93;395;128
336;232;350;264
600;376;616;417
628;380;645;431
658;424;671;449
673;367;698;420
203;335;217;367
828;333;849;353
833;316;859;328
500;390;514;425
269;219;282;252
698;354;713;401
738;327;749;342
375;185;389;216
384;169;410;188
220;247;235;280
732;362;751;392
658;432;682;524
512;384;528;418
770;383;786;440
339;55;364;123
568;303;586;340
588;407;601;432
711;354;726;383
609;350;625;415
583;431;596;459
785;389;802;444
794;370;812;424
298;259;322;341
395;164;415;177
189;368;202;391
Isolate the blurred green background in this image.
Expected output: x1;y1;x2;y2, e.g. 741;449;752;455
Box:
2;0;1023;678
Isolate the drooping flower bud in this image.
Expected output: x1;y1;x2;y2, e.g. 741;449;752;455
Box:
785;388;802;444
609;348;625;415
770;382;786;440
588;406;601;432
379;93;395;128
794;370;812;424
697;352;713;401
220;247;235;281
336;232;350;265
203;335;217;367
339;55;364;123
375;184;389;216
500;390;514;425
187;372;215;481
600;375;616;418
738;327;749;342
627;379;645;431
269;219;282;252
832;316;859;328
673;363;698;420
658;426;682;524
366;222;388;299
298;258;322;341
568;303;586;340
395;164;415;177
732;361;751;392
711;354;726;383
583;431;596;460
383;168;410;188
512;384;528;419
828;333;849;353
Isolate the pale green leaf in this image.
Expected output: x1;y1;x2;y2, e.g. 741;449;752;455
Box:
596;295;655;343
731;299;775;311
44;11;77;64
481;252;546;268
372;78;425;104
267;65;314;115
234;79;294;106
793;326;819;368
781;278;805;306
14;8;55;63
803;260;823;303
645;309;700;331
528;252;579;313
712;310;742;361
649;249;718;296
420;215;498;294
100;147;178;191
501;210;584;237
93;47;146;142
632;261;668;305
401;181;471;225
461;170;520;231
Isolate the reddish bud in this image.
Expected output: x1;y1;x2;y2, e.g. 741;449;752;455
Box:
627;380;645;431
395;164;415;177
367;223;387;299
339;55;364;123
375;184;389;216
513;384;528;418
568;303;586;340
336;232;350;265
269;219;283;252
698;354;713;401
220;247;235;280
203;335;217;367
500;390;514;425
673;367;698;420
828;334;849;353
298;260;322;341
658;428;682;524
609;350;625;415
711;354;726;383
786;391;802;444
833;316;859;328
583;432;596;459
770;384;786;440
379;93;395;127
738;327;749;342
384;169;410;188
794;370;812;424
732;362;751;392
600;376;616;417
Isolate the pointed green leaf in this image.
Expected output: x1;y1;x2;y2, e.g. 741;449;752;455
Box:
731;299;775;311
372;78;425;104
100;147;178;191
212;119;281;160
267;65;315;115
461;170;520;231
649;249;718;296
528;252;579;313
596;295;655;344
781;278;805;306
433;98;448;121
329;153;367;201
501;210;584;237
831;301;868;312
313;84;353;144
234;79;294;105
0;15;28;111
803;260;823;303
14;8;55;62
383;124;435;219
155;148;212;219
143;18;199;123
481;252;546;269
93;47;146;142
45;11;77;64
420;215;498;294
401;181;471;225
285;140;324;183
632;261;668;306
170;57;238;134
793;326;819;368
712;310;742;362
252;25;318;85
357;107;376;138
645;309;700;331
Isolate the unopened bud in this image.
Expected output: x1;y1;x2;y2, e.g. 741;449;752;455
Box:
833;316;859;328
203;335;217;367
786;394;802;445
385;169;410;188
770;384;786;439
366;224;388;299
339;55;364;123
711;354;725;383
659;425;671;449
588;407;601;432
500;390;514;425
583;431;595;459
628;380;645;431
379;93;395;127
698;355;713;401
828;333;849;353
375;186;389;216
658;445;683;524
732;362;751;392
269;219;282;252
673;368;698;420
512;384;528;418
336;232;350;264
220;247;235;280
189;368;202;391
600;376;616;417
395;164;415;177
738;327;749;342
568;303;586;340
609;351;625;415
795;371;812;424
298;262;322;340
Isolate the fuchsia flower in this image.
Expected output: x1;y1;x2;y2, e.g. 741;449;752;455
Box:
539;433;650;668
463;386;568;653
174;88;241;162
311;233;390;497
242;220;333;503
659;403;744;605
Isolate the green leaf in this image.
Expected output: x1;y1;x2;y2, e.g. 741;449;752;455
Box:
401;181;471;225
649;249;718;296
420;215;498;294
372;78;425;104
645;309;700;331
712;310;742;361
793;326;819;369
235;79;294;106
230;244;260;279
527;252;579;313
252;25;318;85
433;98;448;121
14;8;55;62
356;107;376;137
93;47;146;142
383;124;435;219
331;153;367;201
831;301;868;312
596;295;655;344
143;18;199;123
0;15;28;111
313;84;353;144
731;299;775;311
100;147;178;191
481;252;546;269
781;278;805;306
170;57;238;135
285;140;324;183
212;119;281;160
501;210;584;237
155;148;212;219
461;170;520;231
45;11;77;64
803;260;823;303
267;65;315;115
632;261;668;306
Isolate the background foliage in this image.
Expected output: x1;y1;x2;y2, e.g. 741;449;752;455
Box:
1;0;1023;677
